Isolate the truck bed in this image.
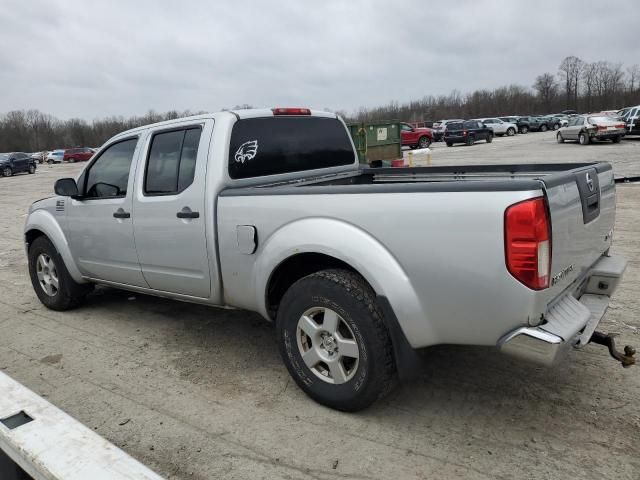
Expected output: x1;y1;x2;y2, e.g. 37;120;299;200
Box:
221;163;612;194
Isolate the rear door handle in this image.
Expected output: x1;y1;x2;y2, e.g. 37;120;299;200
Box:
113;209;130;219
177;208;199;219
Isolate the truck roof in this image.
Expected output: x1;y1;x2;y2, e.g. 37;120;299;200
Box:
111;108;338;140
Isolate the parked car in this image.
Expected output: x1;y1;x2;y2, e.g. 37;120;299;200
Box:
25;108;629;411
557;115;626;145
431;119;464;141
0;152;37;177
444;120;493;146
618;105;640;136
400;123;433;149
500;116;530;134
474;118;518;136
64;147;95;163
46;150;65;164
517;116;546;132
550;114;569;127
30;151;48;164
539;116;562;131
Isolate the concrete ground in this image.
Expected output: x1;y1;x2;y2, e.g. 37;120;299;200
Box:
1;131;639;479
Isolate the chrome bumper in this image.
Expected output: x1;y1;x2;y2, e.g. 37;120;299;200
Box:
498;255;627;367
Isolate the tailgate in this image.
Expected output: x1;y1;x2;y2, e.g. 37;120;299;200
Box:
542;163;616;299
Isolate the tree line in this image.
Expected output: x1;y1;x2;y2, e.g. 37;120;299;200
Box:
1;56;639;152
344;56;640;123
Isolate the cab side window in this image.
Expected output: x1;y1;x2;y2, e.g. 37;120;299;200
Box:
84;138;138;199
144;127;202;195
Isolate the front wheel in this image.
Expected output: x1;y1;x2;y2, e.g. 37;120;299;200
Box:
579;132;590;145
276;269;395;412
540;124;548;132
612;136;622;143
521;126;529;134
28;236;93;311
446;142;453;147
556;133;564;143
486;134;493;143
418;136;431;149
465;136;474;146
2;166;12;177
28;164;36;174
553;123;560;131
506;127;516;136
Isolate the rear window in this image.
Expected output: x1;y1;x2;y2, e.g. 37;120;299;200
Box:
446;122;464;130
228;117;355;179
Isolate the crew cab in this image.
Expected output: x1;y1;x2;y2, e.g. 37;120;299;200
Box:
443;120;493;146
400;123;433;148
557;115;626;145
24;108;632;411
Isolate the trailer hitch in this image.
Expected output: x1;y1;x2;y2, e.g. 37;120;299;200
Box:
590;331;636;368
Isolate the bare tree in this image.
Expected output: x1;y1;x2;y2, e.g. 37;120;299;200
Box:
533;73;558;111
627;64;640;92
558;56;584;110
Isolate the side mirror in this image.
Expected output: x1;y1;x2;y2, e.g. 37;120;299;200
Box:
54;178;79;197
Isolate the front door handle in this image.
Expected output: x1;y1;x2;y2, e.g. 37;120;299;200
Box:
113;209;130;219
177;207;199;219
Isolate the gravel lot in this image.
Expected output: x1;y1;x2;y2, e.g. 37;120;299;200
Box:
1;131;639;479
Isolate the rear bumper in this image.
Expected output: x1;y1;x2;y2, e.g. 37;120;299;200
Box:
498;254;627;366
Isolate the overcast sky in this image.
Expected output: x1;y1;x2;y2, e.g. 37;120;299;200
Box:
1;0;638;120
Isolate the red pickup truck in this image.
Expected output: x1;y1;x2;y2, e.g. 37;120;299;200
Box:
400;123;433;148
63;147;94;163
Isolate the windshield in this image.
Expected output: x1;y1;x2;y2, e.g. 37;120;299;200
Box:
0;153;9;160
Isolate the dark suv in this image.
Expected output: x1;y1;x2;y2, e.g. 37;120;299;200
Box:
444;120;493;146
0;152;37;177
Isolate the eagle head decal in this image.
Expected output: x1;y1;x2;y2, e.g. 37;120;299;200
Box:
234;140;258;164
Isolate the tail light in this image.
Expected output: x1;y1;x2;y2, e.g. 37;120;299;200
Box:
462;129;468;136
504;197;551;290
597;125;608;131
272;107;311;116
616;124;625;129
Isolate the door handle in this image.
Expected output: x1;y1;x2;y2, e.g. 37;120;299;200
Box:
177;208;199;219
113;210;130;219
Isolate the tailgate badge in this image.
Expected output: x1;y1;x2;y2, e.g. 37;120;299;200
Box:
586;172;594;192
551;265;574;286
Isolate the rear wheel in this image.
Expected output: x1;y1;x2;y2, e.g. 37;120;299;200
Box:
553;123;560;131
486;134;493;143
521;126;529;134
2;166;12;177
465;135;474;146
446;142;453;147
28;236;93;311
579;132;590;145
506;127;516;136
276;269;396;412
418;136;431;149
556;133;564;143
540;124;548;132
28;164;36;174
612;136;622;143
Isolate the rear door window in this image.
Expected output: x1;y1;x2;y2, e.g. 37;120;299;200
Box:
228;117;355;179
144;127;202;195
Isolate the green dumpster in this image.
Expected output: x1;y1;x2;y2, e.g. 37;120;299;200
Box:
348;121;401;165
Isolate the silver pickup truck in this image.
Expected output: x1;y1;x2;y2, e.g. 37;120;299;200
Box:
24;108;633;411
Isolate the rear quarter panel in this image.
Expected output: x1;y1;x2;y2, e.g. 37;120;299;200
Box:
218;189;544;348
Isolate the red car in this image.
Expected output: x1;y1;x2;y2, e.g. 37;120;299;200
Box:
400;123;433;149
63;147;94;163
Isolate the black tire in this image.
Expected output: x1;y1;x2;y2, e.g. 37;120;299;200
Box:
540;124;548;132
486;134;493;143
28;236;93;311
612;136;621;143
465;135;474;146
579;132;590;145
506;127;516;136
446;142;453;147
276;269;395;412
552;123;560;131
521;126;529;134
556;133;564;143
418;136;431;149
2;166;12;177
28;164;36;174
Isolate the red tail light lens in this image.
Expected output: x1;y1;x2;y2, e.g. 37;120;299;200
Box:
505;197;551;290
462;130;468;136
272;107;311;116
